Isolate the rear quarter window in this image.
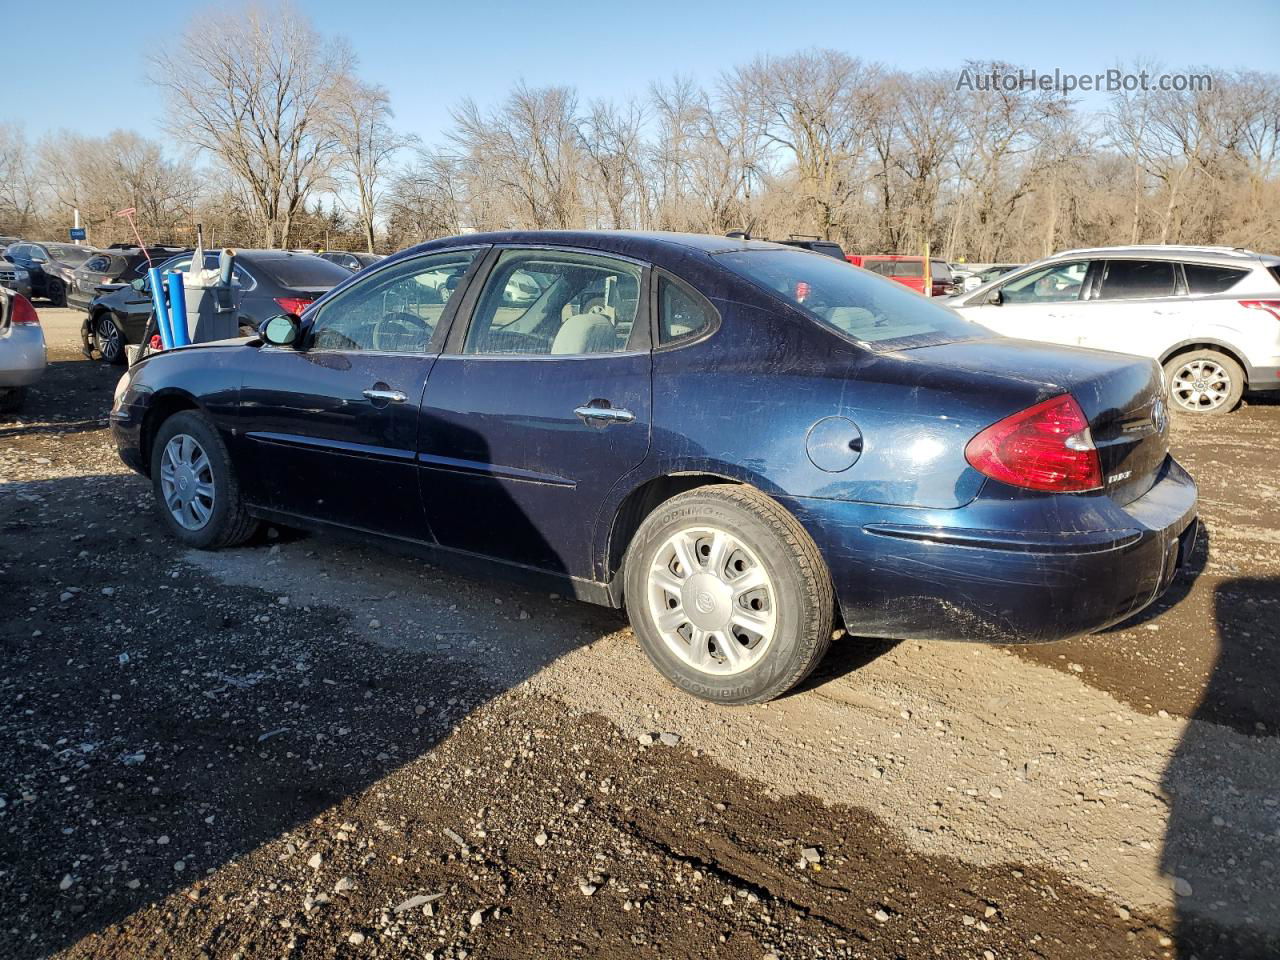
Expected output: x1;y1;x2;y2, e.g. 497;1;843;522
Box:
84;255;113;272
1183;262;1249;294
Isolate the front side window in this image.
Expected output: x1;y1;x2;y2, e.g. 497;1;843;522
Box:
1183;262;1248;295
658;276;717;345
998;260;1089;304
1098;260;1177;300
310;249;479;354
891;259;924;278
717;248;983;349
930;260;952;282
463;250;643;356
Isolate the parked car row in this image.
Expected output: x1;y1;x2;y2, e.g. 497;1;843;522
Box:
83;249;352;363
2;241;98;306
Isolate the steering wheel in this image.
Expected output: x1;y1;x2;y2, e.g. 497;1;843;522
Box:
372;311;431;351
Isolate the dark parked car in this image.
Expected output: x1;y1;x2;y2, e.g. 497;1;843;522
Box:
85;250;350;363
3;242;98;305
68;247;189;313
770;236;849;261
318;251;384;272
111;231;1199;704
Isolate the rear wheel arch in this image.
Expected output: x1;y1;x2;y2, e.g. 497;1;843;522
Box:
1159;340;1250;387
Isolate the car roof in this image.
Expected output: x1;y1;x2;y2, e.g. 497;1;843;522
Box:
1050;244;1279;266
403;230;794;267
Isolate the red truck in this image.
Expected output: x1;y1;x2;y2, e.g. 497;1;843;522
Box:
847;254;956;297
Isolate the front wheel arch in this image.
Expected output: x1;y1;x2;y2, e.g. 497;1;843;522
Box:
139;392;203;476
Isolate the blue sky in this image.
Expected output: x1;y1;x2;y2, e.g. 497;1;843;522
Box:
8;0;1279;148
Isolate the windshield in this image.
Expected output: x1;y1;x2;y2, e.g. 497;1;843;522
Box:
716;248;986;349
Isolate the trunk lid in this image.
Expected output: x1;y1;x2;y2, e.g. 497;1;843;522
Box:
902;338;1169;505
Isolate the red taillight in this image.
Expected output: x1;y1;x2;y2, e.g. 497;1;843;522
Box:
10;294;39;325
274;297;314;315
1239;299;1280;322
965;394;1103;493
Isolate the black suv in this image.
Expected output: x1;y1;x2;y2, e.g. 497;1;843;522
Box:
3;242;98;304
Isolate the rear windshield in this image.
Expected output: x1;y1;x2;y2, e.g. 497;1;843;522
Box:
717;248;986;349
254;255;350;287
47;245;94;266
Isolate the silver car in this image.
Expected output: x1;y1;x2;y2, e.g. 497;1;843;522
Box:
0;288;45;412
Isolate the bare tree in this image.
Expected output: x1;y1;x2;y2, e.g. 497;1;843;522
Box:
151;1;353;247
0;123;40;235
328;77;416;252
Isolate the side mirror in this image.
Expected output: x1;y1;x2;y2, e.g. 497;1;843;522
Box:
985;289;1003;306
260;313;301;347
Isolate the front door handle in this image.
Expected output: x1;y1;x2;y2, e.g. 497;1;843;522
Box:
363;388;407;403
574;404;635;425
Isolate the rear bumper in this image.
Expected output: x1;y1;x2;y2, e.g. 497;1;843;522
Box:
1245;363;1280;392
0;326;47;387
780;456;1199;644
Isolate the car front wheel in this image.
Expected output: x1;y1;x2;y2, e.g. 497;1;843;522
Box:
623;484;834;704
1163;349;1245;415
150;411;259;548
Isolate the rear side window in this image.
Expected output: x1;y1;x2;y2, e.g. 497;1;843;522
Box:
1183;263;1248;294
860;259;892;276
717;248;982;348
1098;260;1177;300
892;260;923;278
254;256;350;287
658;276;717;345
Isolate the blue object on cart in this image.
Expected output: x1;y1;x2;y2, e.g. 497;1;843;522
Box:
147;267;173;350
166;272;189;346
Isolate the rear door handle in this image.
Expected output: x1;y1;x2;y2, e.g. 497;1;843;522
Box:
363;388;407;403
574;404;635;425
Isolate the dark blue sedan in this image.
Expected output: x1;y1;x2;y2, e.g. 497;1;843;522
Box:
110;231;1199;703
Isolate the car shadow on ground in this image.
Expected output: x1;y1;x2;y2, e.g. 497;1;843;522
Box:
1161;575;1280;959
0;458;606;957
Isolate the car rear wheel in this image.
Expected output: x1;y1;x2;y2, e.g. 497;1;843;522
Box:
623;484;834;704
95;315;126;365
1163;349;1244;415
150;411;259;549
46;279;66;307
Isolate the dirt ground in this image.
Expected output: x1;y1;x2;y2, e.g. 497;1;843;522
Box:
1;308;1276;960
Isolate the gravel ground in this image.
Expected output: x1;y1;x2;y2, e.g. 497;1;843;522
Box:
1;308;1277;959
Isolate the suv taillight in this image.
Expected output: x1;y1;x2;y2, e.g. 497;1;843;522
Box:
965;394;1102;493
274;297;314;315
1239;299;1280;322
10;294;39;325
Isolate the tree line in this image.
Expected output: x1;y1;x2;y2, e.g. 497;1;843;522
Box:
1;2;1277;261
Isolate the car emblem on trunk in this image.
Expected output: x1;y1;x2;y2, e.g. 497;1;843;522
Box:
1152;396;1168;434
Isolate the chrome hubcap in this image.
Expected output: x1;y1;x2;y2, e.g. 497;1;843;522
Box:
160;434;215;530
1171;359;1231;411
646;526;777;676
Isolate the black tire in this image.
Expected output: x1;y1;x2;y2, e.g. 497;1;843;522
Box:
0;387;26;413
1163;349;1245;416
95;314;127;365
46;279;66;307
623;484;834;705
149;410;259;549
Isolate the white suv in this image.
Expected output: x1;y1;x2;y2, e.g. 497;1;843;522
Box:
948;245;1280;414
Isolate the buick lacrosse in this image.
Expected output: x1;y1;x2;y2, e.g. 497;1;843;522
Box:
112;231;1198;703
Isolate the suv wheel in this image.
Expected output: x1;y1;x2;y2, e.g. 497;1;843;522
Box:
1164;350;1245;415
150;411;259;548
623;484;834;704
46;279;66;307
